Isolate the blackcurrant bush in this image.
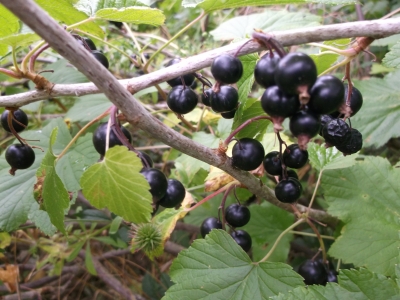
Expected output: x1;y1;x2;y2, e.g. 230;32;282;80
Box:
254;53;280;88
231;138;265;171
322;118;350;147
1;109;28;133
140;168;168;201
225;204;250;227
165;58;195;87
5;144;35;175
201;88;212;106
92;123;132;156
263;151;283;176
335;128;362;155
283;144;308;169
275;177;302;203
210;86;239;113
92;50;109;69
274;52;317;96
211;54;243;84
221;109;236;119
230;230;252;252
331;84;363;118
200;217;222;238
289;110;321;149
158;179;186;208
308;75;345;115
278;169;299;181
261;85;300;118
298;259;328;285
167;86;198;115
137;151;153;168
77;37;96;51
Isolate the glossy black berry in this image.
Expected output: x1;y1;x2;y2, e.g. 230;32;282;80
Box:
165;58;195;87
289;110;321;149
230;230;252;252
77;37;97;51
158;179;186;208
322;118;350;147
140;168;168;201
211;54;243;84
200;217;222;238
137;151;153;168
231;138;265;171
110;21;123;29
92;123;132;156
331;84;363;118
278;169;299;181
210;86;239;113
167;86;198;115
261;86;300;118
275;177;302;203
298;259;328;285
263;151;283;176
283;144;309;169
92;50;109;69
308;75;345;115
221;109;236;119
327;269;338;283
201;88;212;106
335;128;363;155
225;204;250;227
1;109;28;133
274;52;317;95
5;144;35;174
254;53;280;88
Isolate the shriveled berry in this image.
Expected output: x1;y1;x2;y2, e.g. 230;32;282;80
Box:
225;204;250;227
263;151;283;176
254;53;280;88
283;144;308;169
210;86;239;113
298;259;328;286
335;128;362;155
289;110;321;149
231;138;265;171
158;179;186;208
261;86;300;118
200;217;222;238
275;177;302;203
1;109;28;133
211;54;243;84
140;168;168;201
308;75;344;115
322;118;350;147
92;50;109;69
230;230;252;252
6;144;35;175
319;114;334;135
167;86;198;114
165;58;195;87
93;123;132;156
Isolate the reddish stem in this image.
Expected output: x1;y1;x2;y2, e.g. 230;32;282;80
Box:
29;44;50;72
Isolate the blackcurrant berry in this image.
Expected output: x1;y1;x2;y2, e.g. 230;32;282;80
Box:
1;109;28;133
283;144;308;169
221;109;236;119
278;169;299;181
5;144;35;175
211;54;243;84
331;84;363;118
308;75;345;115
319;114;334;135
289;110;321;149
298;259;328;286
200;217;222;238
261;85;300;118
322;118;350;147
77;37;97;51
263;151;282;176
110;21;123;29
230;230;252;252
92;123;132;156
140;168;168;201
254;53;280;88
327;269;338;283
335;128;362;155
275;177;302;203
274;52;317;97
137;151;153;168
231;138;265;171
210;86;239;113
225;204;250;227
92;50;109;69
165;58;195;87
201;88;212;106
167;86;198;115
158;179;186;208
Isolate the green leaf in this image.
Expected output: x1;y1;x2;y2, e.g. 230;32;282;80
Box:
66;94;112;123
322;156;400;276
80;146;153;223
307;142;358;171
237;53;257;107
40;59;89;84
35;0;104;38
37;128;70;234
0;4;20;37
351;71;400;148
95;7;165;26
383;41;400;69
75;0;149;15
163;230;304;299
211;10;320;41
109;216;123;234
243;202;295;262
85;243;97;275
0;33;41;48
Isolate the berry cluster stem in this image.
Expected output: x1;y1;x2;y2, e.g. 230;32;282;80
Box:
306;169;324;215
306;218;327;263
218;184;237;231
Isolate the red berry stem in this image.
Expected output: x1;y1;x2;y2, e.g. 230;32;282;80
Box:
7;108;26;145
252;31;287;58
218;184;237;231
276;131;288;179
306;218;327;263
29;43;50;72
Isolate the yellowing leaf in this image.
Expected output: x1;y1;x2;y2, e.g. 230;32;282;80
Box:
204;166;236;192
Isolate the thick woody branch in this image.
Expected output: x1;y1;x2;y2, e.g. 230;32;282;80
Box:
0;0;356;225
0;18;399;107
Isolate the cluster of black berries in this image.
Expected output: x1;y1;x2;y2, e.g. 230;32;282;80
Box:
298;259;338;286
256;51;363;154
92;122;186;209
200;203;252;252
76;36;109;69
1;108;35;175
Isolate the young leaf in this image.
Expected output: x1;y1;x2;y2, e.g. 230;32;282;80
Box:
0;4;20;37
85;243;98;275
383;40;400;69
95;7;165;26
80;146;153;223
322;156;400;276
237;54;257;106
163;230;304;299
